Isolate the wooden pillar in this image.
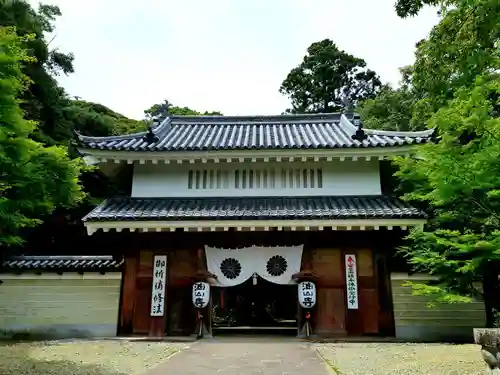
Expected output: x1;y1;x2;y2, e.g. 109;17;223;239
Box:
149;314;166;337
375;252;395;336
119;255;137;335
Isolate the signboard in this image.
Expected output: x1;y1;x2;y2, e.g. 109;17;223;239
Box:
192;281;210;309
150;255;167;317
345;254;359;309
298;281;316;309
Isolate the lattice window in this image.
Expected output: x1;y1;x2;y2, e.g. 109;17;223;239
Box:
188;169;229;190
187;167;323;190
278;168;322;189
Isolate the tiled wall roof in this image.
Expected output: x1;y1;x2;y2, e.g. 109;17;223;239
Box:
1;255;123;272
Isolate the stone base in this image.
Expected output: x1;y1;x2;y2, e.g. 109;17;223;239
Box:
474;328;500;373
0;324;117;341
396;325;475;342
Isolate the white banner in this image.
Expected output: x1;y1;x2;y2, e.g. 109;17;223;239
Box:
205;245;303;286
345;254;359;309
151;255;167;316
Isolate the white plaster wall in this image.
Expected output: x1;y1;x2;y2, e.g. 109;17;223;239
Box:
131;160;381;197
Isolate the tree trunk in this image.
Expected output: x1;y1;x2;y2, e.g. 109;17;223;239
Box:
483;261;500;327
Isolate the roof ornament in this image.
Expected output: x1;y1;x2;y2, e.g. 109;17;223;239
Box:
144;126;159;144
351;113;367;142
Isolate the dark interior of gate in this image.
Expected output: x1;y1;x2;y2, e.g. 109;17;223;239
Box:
211;278;297;333
118;230;402;337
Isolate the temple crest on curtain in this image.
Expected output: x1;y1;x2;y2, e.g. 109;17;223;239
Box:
204;245;304;287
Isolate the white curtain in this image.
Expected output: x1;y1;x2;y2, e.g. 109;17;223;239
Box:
253;246;303;285
205;245;303;287
205;246;256;287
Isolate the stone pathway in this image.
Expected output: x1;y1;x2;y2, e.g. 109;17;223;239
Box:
146;339;331;375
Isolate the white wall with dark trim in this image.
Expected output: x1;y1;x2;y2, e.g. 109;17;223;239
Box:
131;160;381;198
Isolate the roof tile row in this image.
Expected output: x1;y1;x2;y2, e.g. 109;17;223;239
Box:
83;196;426;222
2;256;123;271
76;113;433;152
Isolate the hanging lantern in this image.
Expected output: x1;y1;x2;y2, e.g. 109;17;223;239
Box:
192;281;210;309
298;281;316;309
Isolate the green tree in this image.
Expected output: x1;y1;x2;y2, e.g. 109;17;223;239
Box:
394;0;441;18
403;0;500;113
395;74;500;321
385;0;500;325
68;100;147;136
144;99;223;122
0;0;76;145
359;85;417;131
279;39;383;114
359;66;431;132
0;27;84;246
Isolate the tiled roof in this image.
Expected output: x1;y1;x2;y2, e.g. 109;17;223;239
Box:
75;113;434;152
1;255;123;272
83;196;426;222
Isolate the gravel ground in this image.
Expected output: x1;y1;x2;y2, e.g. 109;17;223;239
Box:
0;340;183;375
314;343;484;375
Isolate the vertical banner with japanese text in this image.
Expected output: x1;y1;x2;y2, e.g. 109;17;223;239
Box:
345;254;359;309
150;255;167;317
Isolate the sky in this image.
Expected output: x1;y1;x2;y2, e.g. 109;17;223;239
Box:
30;0;439;120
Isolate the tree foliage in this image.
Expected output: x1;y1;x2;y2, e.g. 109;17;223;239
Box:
396;75;500;308
410;0;500;111
69;100;147;136
394;0;442;18
145;99;223;122
280;39;383;114
0;1;145;251
0;0;76;145
0;1;144;142
367;0;500;323
358;85;418;131
0;26;84;246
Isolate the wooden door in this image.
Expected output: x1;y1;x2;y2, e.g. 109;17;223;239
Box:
311;248;346;336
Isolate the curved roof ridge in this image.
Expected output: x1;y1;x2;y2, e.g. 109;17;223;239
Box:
339;114;358;133
75;118;171;143
169;112;344;125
